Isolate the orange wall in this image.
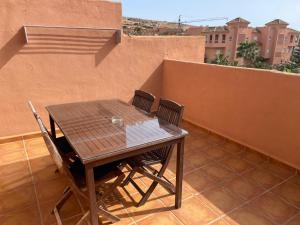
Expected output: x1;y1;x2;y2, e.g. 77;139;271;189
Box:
0;0;205;137
163;60;300;169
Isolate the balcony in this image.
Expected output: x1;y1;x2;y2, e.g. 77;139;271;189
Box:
1;1;300;225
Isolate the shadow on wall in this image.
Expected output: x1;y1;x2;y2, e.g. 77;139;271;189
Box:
0;28;26;69
0;28;117;69
127;63;164;111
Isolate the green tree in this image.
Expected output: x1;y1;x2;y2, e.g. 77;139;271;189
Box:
291;42;300;65
237;41;260;65
211;54;238;66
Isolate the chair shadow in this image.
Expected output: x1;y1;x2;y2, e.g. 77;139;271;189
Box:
0;28;26;69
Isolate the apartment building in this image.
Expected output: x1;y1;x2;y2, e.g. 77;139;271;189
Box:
186;17;300;64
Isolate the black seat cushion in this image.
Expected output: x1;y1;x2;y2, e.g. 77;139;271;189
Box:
127;151;163;168
69;159;122;189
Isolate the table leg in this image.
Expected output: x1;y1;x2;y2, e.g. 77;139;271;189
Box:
175;138;185;209
86;166;99;225
49;115;56;139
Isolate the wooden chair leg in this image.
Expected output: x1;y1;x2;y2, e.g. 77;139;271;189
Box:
121;169;136;187
137;181;159;207
97;207;120;223
75;211;90;225
53;187;73;212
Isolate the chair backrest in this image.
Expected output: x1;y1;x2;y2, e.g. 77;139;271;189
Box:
28;101;64;170
154;99;184;162
156;99;184;127
132;90;155;113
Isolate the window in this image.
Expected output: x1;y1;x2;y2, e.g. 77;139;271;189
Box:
290;35;294;43
222;34;226;43
229;36;232;42
215;34;219;43
216;49;221;55
269;36;272;41
238;34;246;43
277;34;284;45
209;35;213;43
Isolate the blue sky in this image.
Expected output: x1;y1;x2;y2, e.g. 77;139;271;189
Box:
121;0;300;30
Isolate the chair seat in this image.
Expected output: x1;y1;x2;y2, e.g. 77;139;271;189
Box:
127;151;163;168
55;136;122;190
69;159;123;189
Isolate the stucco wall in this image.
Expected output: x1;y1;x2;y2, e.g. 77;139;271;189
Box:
163;60;300;169
0;0;205;137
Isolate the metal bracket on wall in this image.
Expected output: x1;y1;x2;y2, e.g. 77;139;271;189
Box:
23;25;122;44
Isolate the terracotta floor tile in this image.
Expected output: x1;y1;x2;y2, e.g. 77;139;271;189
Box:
29;155;56;179
0;185;36;213
220;156;254;174
0;149;27;165
260;160;296;179
39;196;83;225
243;168;283;189
0;205;41;225
36;177;69;203
204;145;229;161
185;149;212;169
210;218;231;225
32;164;62;183
0;160;30;178
222;141;245;155
184;168;218;194
24;137;47;151
289;174;300;186
200;164;236;184
152;179;193;206
168;157;194;175
137;212;181;225
224;176;264;200
225;205;275;225
286;214;300;225
0;141;24;153
206;133;226;145
0;171;33;193
249;192;299;224
198;186;245;215
116;175;148;199
100;199;134;225
172;196;219;225
240;149;268;166
272;180;300;208
189;137;213;150
26;146;49;160
120;193;166;222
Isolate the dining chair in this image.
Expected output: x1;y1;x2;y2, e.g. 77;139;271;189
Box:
132;90;155;113
28;101;125;224
121;99;184;206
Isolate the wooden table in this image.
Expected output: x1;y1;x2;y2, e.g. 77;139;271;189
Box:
46;99;187;225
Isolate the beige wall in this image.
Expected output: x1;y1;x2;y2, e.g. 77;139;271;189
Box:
163;60;300;170
0;0;205;137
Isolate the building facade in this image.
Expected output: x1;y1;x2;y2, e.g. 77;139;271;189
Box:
186;18;300;65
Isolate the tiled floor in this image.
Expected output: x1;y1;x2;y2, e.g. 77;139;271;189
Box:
1;121;300;225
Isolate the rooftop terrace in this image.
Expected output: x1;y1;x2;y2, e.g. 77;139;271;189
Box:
1;1;300;225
